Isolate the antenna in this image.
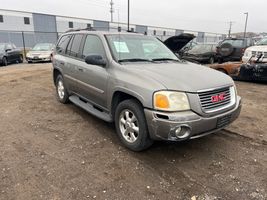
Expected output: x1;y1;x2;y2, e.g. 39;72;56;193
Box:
110;0;114;22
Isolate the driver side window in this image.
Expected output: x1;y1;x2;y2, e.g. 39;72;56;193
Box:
82;35;106;59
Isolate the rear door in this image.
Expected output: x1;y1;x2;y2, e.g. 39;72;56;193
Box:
75;34;109;108
54;34;77;92
63;34;84;93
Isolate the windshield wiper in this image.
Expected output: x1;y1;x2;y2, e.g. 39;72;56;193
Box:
152;58;179;62
118;58;152;63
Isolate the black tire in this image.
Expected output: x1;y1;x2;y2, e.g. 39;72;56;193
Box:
55;74;69;104
2;57;8;66
218;57;224;64
18;55;23;63
115;99;153;151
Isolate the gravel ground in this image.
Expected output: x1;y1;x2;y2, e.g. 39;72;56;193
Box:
0;63;266;200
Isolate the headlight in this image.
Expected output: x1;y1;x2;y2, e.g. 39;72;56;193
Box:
153;91;190;111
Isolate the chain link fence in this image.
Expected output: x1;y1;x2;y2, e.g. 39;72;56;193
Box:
0;26;225;57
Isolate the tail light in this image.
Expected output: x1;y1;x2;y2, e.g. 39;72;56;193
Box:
241;48;245;55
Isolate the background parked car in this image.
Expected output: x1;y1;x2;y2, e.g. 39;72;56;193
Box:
26;43;55;63
242;37;267;63
216;38;254;63
0;43;23;66
163;33;195;57
182;43;218;64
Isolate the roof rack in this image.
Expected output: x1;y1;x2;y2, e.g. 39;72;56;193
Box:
65;27;96;33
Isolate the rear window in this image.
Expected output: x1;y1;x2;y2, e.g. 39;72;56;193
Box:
221;39;244;47
56;34;72;54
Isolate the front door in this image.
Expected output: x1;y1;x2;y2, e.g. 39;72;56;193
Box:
75;34;109;109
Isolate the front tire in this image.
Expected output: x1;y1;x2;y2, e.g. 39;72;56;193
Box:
56;75;69;104
115;99;153;151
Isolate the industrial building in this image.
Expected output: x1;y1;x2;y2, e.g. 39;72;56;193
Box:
0;9;225;48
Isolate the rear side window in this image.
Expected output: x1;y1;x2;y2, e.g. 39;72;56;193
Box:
68;34;83;57
82;35;106;59
56;34;72;54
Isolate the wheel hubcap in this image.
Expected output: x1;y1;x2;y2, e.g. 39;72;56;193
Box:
119;109;139;143
57;80;65;99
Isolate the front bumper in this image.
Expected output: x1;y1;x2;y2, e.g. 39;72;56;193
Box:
144;96;242;141
26;56;51;62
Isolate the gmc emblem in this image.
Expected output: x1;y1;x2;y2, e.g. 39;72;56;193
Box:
211;93;225;103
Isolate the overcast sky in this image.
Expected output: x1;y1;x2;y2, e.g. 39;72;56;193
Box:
2;0;267;34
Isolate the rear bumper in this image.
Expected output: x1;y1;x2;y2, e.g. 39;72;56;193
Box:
144;96;242;141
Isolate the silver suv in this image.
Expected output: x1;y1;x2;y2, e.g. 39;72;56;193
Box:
53;30;242;151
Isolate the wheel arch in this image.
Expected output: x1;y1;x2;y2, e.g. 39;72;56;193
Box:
53;68;63;86
110;90;145;120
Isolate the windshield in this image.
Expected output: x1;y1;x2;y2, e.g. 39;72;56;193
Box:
256;38;267;45
106;34;179;62
188;44;214;54
32;43;53;51
0;44;5;51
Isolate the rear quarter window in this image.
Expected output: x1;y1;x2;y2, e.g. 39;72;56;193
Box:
56;34;72;54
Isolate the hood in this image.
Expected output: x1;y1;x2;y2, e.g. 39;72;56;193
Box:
126;62;233;92
246;45;267;52
163;33;195;52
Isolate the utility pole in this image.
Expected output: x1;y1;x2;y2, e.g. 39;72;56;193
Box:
228;21;234;38
244;12;249;38
127;0;130;31
110;0;114;22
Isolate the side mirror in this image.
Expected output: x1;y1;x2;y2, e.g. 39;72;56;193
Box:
85;55;106;67
5;49;12;52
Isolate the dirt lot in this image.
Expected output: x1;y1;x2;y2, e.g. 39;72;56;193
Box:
0;63;266;200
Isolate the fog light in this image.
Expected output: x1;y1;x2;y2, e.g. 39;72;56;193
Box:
175;126;191;139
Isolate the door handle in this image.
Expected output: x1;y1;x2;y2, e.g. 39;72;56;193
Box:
78;68;84;72
60;62;65;66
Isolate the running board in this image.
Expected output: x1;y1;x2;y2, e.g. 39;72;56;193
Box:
69;95;112;122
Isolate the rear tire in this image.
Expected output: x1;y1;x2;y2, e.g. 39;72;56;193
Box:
55;74;69;104
2;57;8;66
115;99;153;151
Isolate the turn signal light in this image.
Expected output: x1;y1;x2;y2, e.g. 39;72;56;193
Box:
154;94;169;109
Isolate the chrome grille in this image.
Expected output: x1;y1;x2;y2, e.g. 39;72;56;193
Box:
252;51;256;56
198;87;232;113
